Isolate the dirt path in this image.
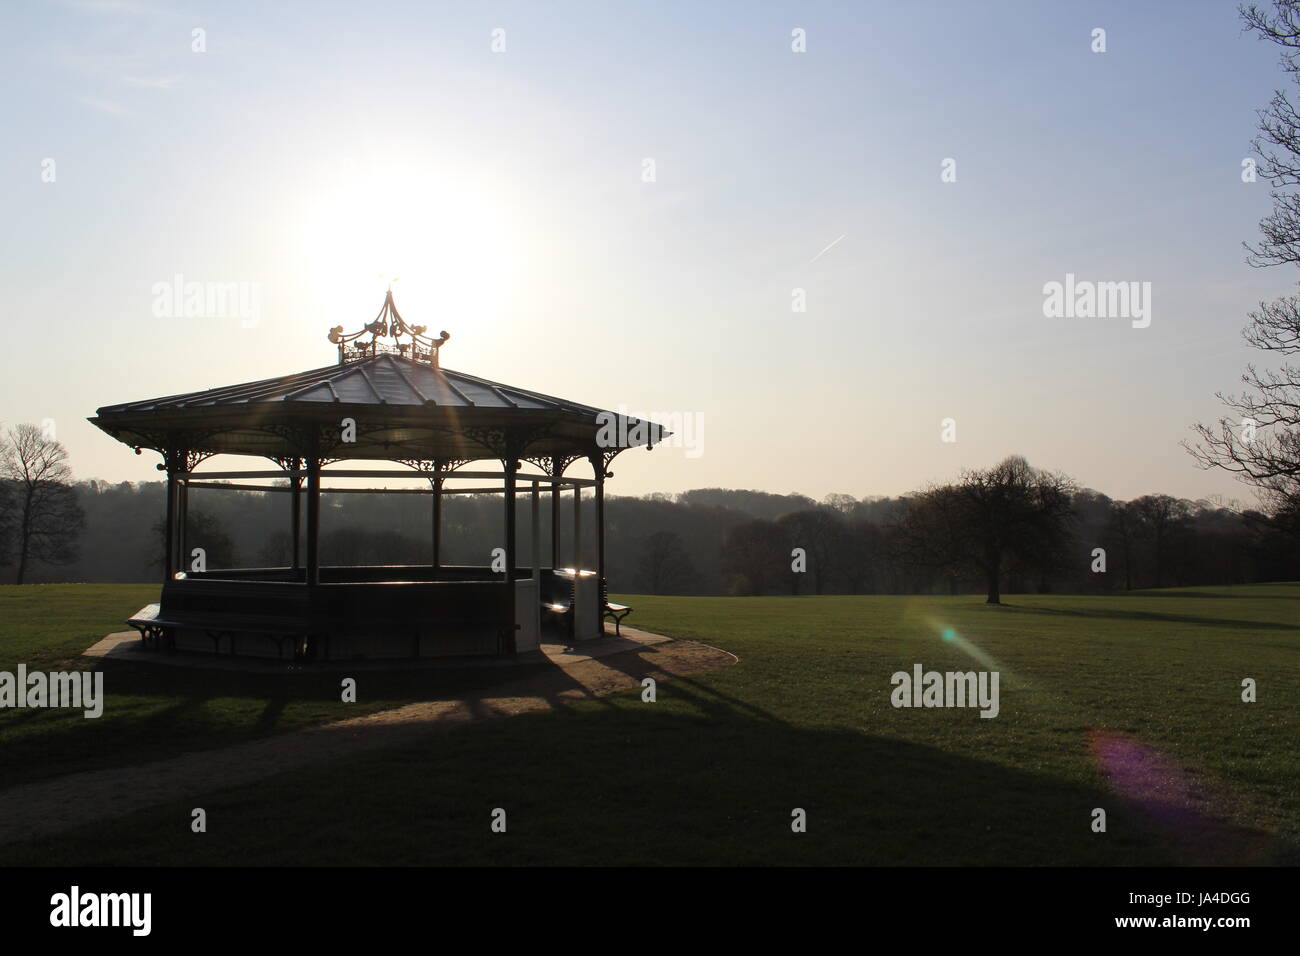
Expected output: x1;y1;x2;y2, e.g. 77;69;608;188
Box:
0;638;735;846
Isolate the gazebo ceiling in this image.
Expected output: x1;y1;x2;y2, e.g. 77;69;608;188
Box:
89;293;667;466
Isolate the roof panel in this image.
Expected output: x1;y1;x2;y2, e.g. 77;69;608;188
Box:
95;355;617;416
90;353;670;462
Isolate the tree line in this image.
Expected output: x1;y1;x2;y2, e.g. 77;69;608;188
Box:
713;456;1296;601
2;435;1296;596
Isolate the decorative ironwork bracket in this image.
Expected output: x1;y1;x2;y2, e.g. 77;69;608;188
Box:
145;431;220;474
463;424;544;461
258;423;349;461
397;458;470;478
593;448;623;479
523;453;584;478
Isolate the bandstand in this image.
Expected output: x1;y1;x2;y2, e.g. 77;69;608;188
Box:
89;291;664;661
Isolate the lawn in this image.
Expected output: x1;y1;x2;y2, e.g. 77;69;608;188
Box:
1;583;1297;865
0;584;560;788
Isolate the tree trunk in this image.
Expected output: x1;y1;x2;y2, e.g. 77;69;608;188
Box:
15;493;32;584
985;566;1001;604
15;538;27;583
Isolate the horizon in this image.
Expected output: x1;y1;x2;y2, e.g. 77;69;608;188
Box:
69;469;1248;513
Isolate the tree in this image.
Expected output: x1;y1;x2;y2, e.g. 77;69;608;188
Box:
1188;2;1300;519
256;529;293;567
777;508;845;594
840;515;887;594
957;457;1076;603
0;437;11;570
821;493;859;515
636;530;697;594
1130;494;1192;588
720;518;787;595
319;526;421;566
2;424;86;584
899;457;1076;604
896;484;973;595
151;508;239;571
1105;500;1140;591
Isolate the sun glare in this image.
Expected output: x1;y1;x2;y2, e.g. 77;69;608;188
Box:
294;160;523;325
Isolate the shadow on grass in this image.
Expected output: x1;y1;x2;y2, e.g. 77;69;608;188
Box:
2;702;1292;867
1;641;1293;867
989;603;1300;633
0;654;564;788
1116;586;1300;600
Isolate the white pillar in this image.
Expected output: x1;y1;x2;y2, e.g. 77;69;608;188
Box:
530;483;541;584
573;486;582;571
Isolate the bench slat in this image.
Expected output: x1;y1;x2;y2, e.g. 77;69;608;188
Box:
127;604;161;624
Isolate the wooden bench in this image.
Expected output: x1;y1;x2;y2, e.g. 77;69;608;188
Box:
126;604;171;650
127;602;308;659
596;581;632;636
603;602;633;636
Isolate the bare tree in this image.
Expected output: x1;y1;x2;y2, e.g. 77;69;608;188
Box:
777;508;845;594
821;493;859;515
1188;2;1300;516
1105;500;1140;591
896;484;971;594
900;457;1076;604
840;515;885;594
150;508;241;571
255;529;293;567
960;457;1077;604
0;425;11;570
1130;494;1192;587
636;530;697;594
720;518;787;596
2;424;85;584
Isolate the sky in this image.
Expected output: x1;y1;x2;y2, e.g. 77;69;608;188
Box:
2;0;1297;505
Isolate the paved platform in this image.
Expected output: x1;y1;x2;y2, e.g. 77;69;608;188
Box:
83;625;672;672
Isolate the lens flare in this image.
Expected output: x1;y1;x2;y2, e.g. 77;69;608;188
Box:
926;618;1000;672
1087;729;1275;864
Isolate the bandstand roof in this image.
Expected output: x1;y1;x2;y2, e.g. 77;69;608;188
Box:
89;292;666;467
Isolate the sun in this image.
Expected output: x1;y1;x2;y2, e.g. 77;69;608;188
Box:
293;158;523;324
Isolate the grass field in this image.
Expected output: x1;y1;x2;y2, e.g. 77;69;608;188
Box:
1;582;1297;865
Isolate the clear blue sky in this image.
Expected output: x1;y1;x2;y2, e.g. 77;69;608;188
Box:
1;0;1293;504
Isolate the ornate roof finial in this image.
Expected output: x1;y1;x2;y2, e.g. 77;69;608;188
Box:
327;290;451;368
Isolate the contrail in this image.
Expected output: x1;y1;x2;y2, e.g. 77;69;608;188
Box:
809;233;846;263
